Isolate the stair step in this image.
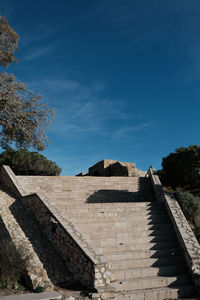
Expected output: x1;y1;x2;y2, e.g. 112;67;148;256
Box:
114;285;195;300
105;248;181;260
62;205;164;212
100;240;179;252
88;228;175;240
109;256;185;269
71;215;170;224
80;223;173;234
67;211;167;218
51;202;161;209
93;234;176;247
112;265;187;279
111;274;190;291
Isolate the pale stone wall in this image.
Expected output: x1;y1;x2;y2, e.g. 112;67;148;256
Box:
148;167;200;292
0;165;112;289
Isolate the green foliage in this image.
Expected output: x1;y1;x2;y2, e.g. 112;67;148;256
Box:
0;281;8;289
175;191;200;222
0;15;19;67
194;225;200;244
0;240;29;288
161;145;200;191
0;149;61;175
34;286;45;293
0;15;54;151
0;73;54;150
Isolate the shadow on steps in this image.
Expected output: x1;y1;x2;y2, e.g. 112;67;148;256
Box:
86;177;155;203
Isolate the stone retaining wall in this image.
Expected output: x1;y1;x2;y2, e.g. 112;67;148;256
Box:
0;189;54;291
0;165;112;289
148;167;200;291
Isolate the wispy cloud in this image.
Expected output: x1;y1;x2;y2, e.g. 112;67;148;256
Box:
50;80;128;136
26;76;152;141
112;123;152;140
23;45;54;62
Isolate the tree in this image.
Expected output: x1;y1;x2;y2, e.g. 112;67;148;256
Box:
160;145;200;192
0;15;54;150
0;149;62;175
0;15;19;67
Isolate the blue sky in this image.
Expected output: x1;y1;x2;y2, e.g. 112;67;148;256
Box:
1;0;200;175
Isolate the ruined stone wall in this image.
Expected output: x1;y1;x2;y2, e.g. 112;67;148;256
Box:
88;159;138;177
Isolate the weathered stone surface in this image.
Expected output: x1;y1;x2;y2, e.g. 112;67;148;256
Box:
0;164;198;299
88;159;138;177
148;167;200;292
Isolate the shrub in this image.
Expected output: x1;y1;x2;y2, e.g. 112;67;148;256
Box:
161;145;200;192
175;191;200;222
0;240;29;288
194;226;200;243
34;286;45;293
0;149;61;175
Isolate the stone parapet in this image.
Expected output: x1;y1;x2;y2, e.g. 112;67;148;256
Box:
21;193;112;288
0;189;54;291
0;165;112;289
148;167;200;291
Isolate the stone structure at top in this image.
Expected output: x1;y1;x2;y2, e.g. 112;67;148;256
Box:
77;159;143;177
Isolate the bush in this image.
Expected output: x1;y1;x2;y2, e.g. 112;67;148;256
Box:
0;149;61;175
161;145;200;192
194;226;200;243
175;191;200;222
34;286;45;293
0;240;29;288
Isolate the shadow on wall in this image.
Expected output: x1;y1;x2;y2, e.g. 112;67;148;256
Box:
9;198;73;287
86;177;155;203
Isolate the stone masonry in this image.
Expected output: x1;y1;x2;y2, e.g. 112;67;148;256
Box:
88;159;140;177
0;163;200;299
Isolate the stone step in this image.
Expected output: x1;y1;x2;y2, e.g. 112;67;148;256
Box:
110;274;190;291
69;215;170;224
112;265;187;280
104;248;181;260
97;240;179;252
113;285;195;300
21;184;142;191
64;209;167;218
53;201;160;208
88;228;175;240
65;205;165;212
109;255;185;269
92;233;176;247
80;223;173;233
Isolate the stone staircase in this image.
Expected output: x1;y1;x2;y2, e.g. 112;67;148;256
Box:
15;174;197;299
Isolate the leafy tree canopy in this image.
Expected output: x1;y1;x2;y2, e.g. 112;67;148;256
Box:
161;144;200;192
0;15;54;151
0;73;54;150
0;15;19;67
0;149;61;175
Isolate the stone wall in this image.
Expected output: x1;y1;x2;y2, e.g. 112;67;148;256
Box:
148;167;200;291
88;159;138;177
0;189;54;291
0;165;112;289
